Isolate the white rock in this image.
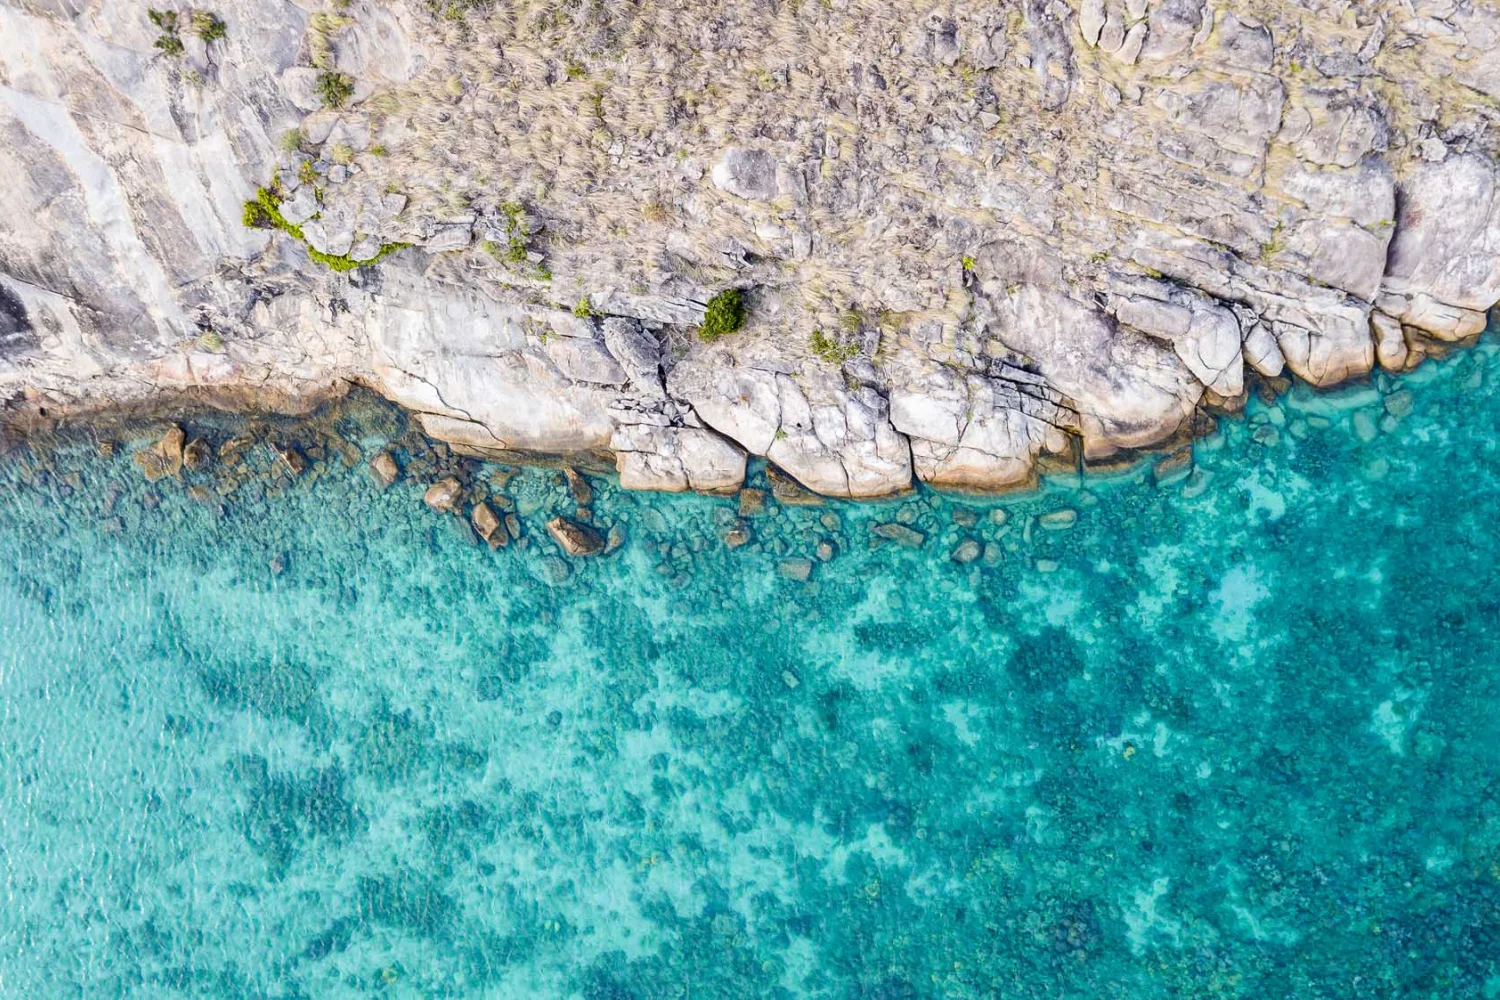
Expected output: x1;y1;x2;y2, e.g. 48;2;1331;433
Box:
612;422;746;493
710;147;778;201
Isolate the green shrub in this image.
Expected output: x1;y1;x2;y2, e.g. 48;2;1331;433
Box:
809;329;858;364
574;296;595;318
315;71;355;109
697;289;745;342
191;11;226;41
148;9;185;54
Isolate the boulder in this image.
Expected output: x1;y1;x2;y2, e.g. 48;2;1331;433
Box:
369;451;400;487
134;426;186;482
424;476;463;512
273;443;307;476
182;437;211;470
547;516;605;556
471;502;508;548
711;147;778;201
564;468;593;506
873;522;926;548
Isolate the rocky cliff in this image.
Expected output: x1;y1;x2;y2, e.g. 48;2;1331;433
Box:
3;0;1500;497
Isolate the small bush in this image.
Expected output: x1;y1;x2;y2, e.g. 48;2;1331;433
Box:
191;11;226;42
698;289;745;342
315;71;355;109
148;9;185;55
809;329;858;364
574;296;595;318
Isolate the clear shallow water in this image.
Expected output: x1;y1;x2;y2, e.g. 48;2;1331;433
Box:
3;346;1500;1000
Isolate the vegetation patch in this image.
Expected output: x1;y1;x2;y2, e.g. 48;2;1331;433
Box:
242;186;408;273
482;201;549;280
809;329;859;364
697;289;745;342
191;10;226;41
315;71;356;109
149;9;184;55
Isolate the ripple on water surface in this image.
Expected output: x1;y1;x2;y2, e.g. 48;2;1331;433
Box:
3;343;1500;998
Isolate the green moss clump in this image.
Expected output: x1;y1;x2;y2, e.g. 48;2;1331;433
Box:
574;296;595;318
809;329;858;364
315;71;355;109
698;289;745;342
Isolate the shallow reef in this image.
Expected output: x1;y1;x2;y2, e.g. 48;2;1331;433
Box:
2;338;1500;998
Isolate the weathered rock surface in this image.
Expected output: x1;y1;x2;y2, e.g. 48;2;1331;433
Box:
5;1;1500;497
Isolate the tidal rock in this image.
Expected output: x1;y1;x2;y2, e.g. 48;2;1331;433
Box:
370;451;400;487
952;539;982;564
547;516;604;556
182;437;211;470
471;502;508;548
273;443;308;476
134;426;185;482
722;523;752;549
564;468;593;506
1039;509;1078;531
738;489;766;517
777;558;814;582
424;477;463;513
872;523;926;548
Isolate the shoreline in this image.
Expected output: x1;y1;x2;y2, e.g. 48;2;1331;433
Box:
4;332;1479;508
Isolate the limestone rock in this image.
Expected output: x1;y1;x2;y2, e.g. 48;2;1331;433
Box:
670;362;910;498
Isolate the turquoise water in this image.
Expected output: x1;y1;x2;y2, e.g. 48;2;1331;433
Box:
3;346;1500;1000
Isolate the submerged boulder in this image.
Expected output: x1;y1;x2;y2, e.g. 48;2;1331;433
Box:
423;477;463;513
547;516;604;556
134;426;186;482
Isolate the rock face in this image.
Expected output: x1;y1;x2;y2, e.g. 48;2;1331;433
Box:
5;1;1500;497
